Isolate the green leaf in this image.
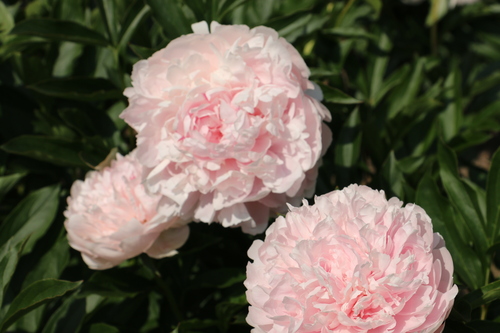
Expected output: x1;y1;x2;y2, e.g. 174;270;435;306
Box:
89;323;120;333
470;71;500;97
117;2;150;51
371;64;410;107
319;83;362;104
0;173;25;201
467;321;500;332
487;148;500;241
0;237;28;306
335;108;362;168
460;279;500;309
96;0;119;45
145;0;195;39
426;0;448;26
0;2;14;38
188;268;245;289
381;151;406;200
387;57;426;119
10;18;108;46
368;32;391;106
172;319;218;333
0;185;59;254
28;78;121;101
2;136;87;167
416;173;484;290
439;62;462;141
438;141;489;256
323;27;376;40
0;279;82;333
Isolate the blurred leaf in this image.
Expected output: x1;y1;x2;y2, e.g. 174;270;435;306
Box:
381;151;406;199
323;27;376;40
40;294;89;333
173;318;218;333
460;279;500;309
0;279;82;333
217;0;251;21
368;32;391;106
438;141;489;256
97;0;119;45
335;108;361;168
22;236;70;289
189;268;245;290
319;83;362;104
128;44;156;59
146;0;195;39
439;62;462;141
387;57;426;119
470;71;500;97
487;148;500;241
426;0;448;26
89;323;120;333
0;2;14;38
58;108;116;138
0;172;26;201
2;136;87;167
0;237;28;306
28;78;121;102
0;185;59;254
117;2;150;51
52;42;84;77
10;18;108;46
416;174;484;289
467;321;500;331
371;64;410;107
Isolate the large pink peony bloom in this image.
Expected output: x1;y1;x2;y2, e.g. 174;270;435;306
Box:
245;184;458;333
120;21;331;234
64;151;189;270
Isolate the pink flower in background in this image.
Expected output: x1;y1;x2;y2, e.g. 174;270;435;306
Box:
64;151;189;270
121;21;331;234
245;184;458;333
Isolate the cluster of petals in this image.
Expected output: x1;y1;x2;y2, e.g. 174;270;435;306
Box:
120;21;331;234
245;184;458;333
64;151;189;270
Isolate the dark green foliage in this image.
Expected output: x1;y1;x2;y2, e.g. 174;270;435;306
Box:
0;0;499;331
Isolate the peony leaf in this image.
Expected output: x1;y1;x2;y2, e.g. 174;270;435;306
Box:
28;77;121;101
368;32;391;106
416;173;485;290
381;151;406;200
145;0;195;39
461;279;500;309
96;0;118;45
438;62;463;141
0;279;82;333
0;185;59;255
0;237;28;307
10;18;109;46
1;136;87;167
117;2;150;51
188;268;246;290
334;108;361;188
89;323;120;333
437;140;489;256
323;27;377;40
319;83;362;104
425;0;448;27
0;172;25;202
487;148;500;242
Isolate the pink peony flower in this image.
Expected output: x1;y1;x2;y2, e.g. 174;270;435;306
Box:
64;150;189;270
120;21;331;234
245;184;458;333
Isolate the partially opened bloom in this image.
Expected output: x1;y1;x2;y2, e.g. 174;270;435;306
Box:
121;21;331;234
64;151;189;270
245;184;458;333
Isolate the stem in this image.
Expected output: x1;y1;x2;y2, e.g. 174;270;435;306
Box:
141;255;183;323
336;0;357;27
481;304;488;320
430;23;438;56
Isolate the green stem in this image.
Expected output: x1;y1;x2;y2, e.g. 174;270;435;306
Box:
336;0;357;27
141;255;183;323
430;23;438;56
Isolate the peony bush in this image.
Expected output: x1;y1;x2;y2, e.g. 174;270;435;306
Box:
1;0;500;332
120;21;331;234
245;185;458;333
